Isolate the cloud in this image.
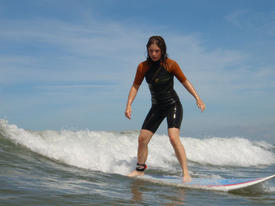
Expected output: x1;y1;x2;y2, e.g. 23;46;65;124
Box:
1;16;274;102
225;9;275;35
225;9;250;29
0;18;146;58
0;18;146;85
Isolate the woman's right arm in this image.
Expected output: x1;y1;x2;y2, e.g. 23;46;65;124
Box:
125;84;140;119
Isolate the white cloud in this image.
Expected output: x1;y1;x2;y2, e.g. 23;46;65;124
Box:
225;9;275;35
1;16;274;101
0;18;147;84
225;9;250;29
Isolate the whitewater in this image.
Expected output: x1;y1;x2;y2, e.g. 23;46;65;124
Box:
0;119;274;205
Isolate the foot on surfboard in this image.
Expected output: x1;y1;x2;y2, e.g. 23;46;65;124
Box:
183;174;192;183
128;170;145;177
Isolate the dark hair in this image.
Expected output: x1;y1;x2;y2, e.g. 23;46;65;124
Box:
146;36;168;64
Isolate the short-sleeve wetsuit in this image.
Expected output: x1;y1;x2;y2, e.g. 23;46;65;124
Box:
133;58;187;133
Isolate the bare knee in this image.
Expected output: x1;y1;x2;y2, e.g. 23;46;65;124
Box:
168;128;181;147
138;130;153;145
138;135;146;145
169;135;180;147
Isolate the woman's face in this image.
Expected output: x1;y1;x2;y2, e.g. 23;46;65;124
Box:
148;43;162;62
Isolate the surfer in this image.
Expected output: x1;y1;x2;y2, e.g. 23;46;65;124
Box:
125;36;205;182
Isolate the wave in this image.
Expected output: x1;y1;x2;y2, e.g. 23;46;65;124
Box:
0;119;274;175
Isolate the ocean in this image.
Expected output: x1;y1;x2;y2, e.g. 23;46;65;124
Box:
0;119;274;205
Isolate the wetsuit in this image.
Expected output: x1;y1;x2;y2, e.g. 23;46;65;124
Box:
133;58;187;133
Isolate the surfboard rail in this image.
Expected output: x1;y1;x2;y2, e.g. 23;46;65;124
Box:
139;174;275;192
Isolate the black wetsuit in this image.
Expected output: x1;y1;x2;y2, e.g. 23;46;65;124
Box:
141;60;183;133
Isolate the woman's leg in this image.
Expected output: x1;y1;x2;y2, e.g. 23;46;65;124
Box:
137;129;154;164
128;129;154;177
128;105;164;177
168;128;192;182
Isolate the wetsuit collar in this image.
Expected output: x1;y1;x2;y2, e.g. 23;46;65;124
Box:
152;60;161;65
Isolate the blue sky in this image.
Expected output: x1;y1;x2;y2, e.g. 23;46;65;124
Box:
0;0;275;143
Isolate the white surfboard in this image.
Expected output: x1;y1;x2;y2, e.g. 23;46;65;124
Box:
140;174;275;192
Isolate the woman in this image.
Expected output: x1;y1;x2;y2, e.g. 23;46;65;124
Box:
125;36;205;182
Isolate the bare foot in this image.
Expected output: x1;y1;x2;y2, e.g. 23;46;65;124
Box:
127;170;144;177
183;174;192;183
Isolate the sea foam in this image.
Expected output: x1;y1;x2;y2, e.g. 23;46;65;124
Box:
0;119;274;175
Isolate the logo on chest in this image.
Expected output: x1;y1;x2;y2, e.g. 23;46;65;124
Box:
154;78;159;83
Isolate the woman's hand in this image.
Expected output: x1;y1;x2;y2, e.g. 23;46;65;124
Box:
125;105;132;119
196;98;205;112
182;80;205;112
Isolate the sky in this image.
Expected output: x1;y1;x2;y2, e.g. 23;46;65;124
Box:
0;0;275;143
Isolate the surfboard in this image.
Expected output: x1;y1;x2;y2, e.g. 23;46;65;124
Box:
140;174;275;192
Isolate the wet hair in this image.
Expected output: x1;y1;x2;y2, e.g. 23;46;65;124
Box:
146;36;168;64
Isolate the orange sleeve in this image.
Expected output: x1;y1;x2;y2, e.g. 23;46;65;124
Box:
168;59;187;83
133;62;148;86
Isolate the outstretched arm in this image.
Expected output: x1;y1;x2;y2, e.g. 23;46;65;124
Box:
182;79;205;112
125;84;140;119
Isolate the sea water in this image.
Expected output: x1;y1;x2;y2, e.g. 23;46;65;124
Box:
0;119;274;205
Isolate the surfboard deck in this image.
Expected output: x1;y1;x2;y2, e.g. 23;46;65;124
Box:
140;174;275;192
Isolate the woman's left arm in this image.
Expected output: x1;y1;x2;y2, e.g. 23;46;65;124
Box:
182;79;206;112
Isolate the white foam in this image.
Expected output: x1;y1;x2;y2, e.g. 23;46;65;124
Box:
270;186;275;193
0;119;274;175
183;137;275;167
